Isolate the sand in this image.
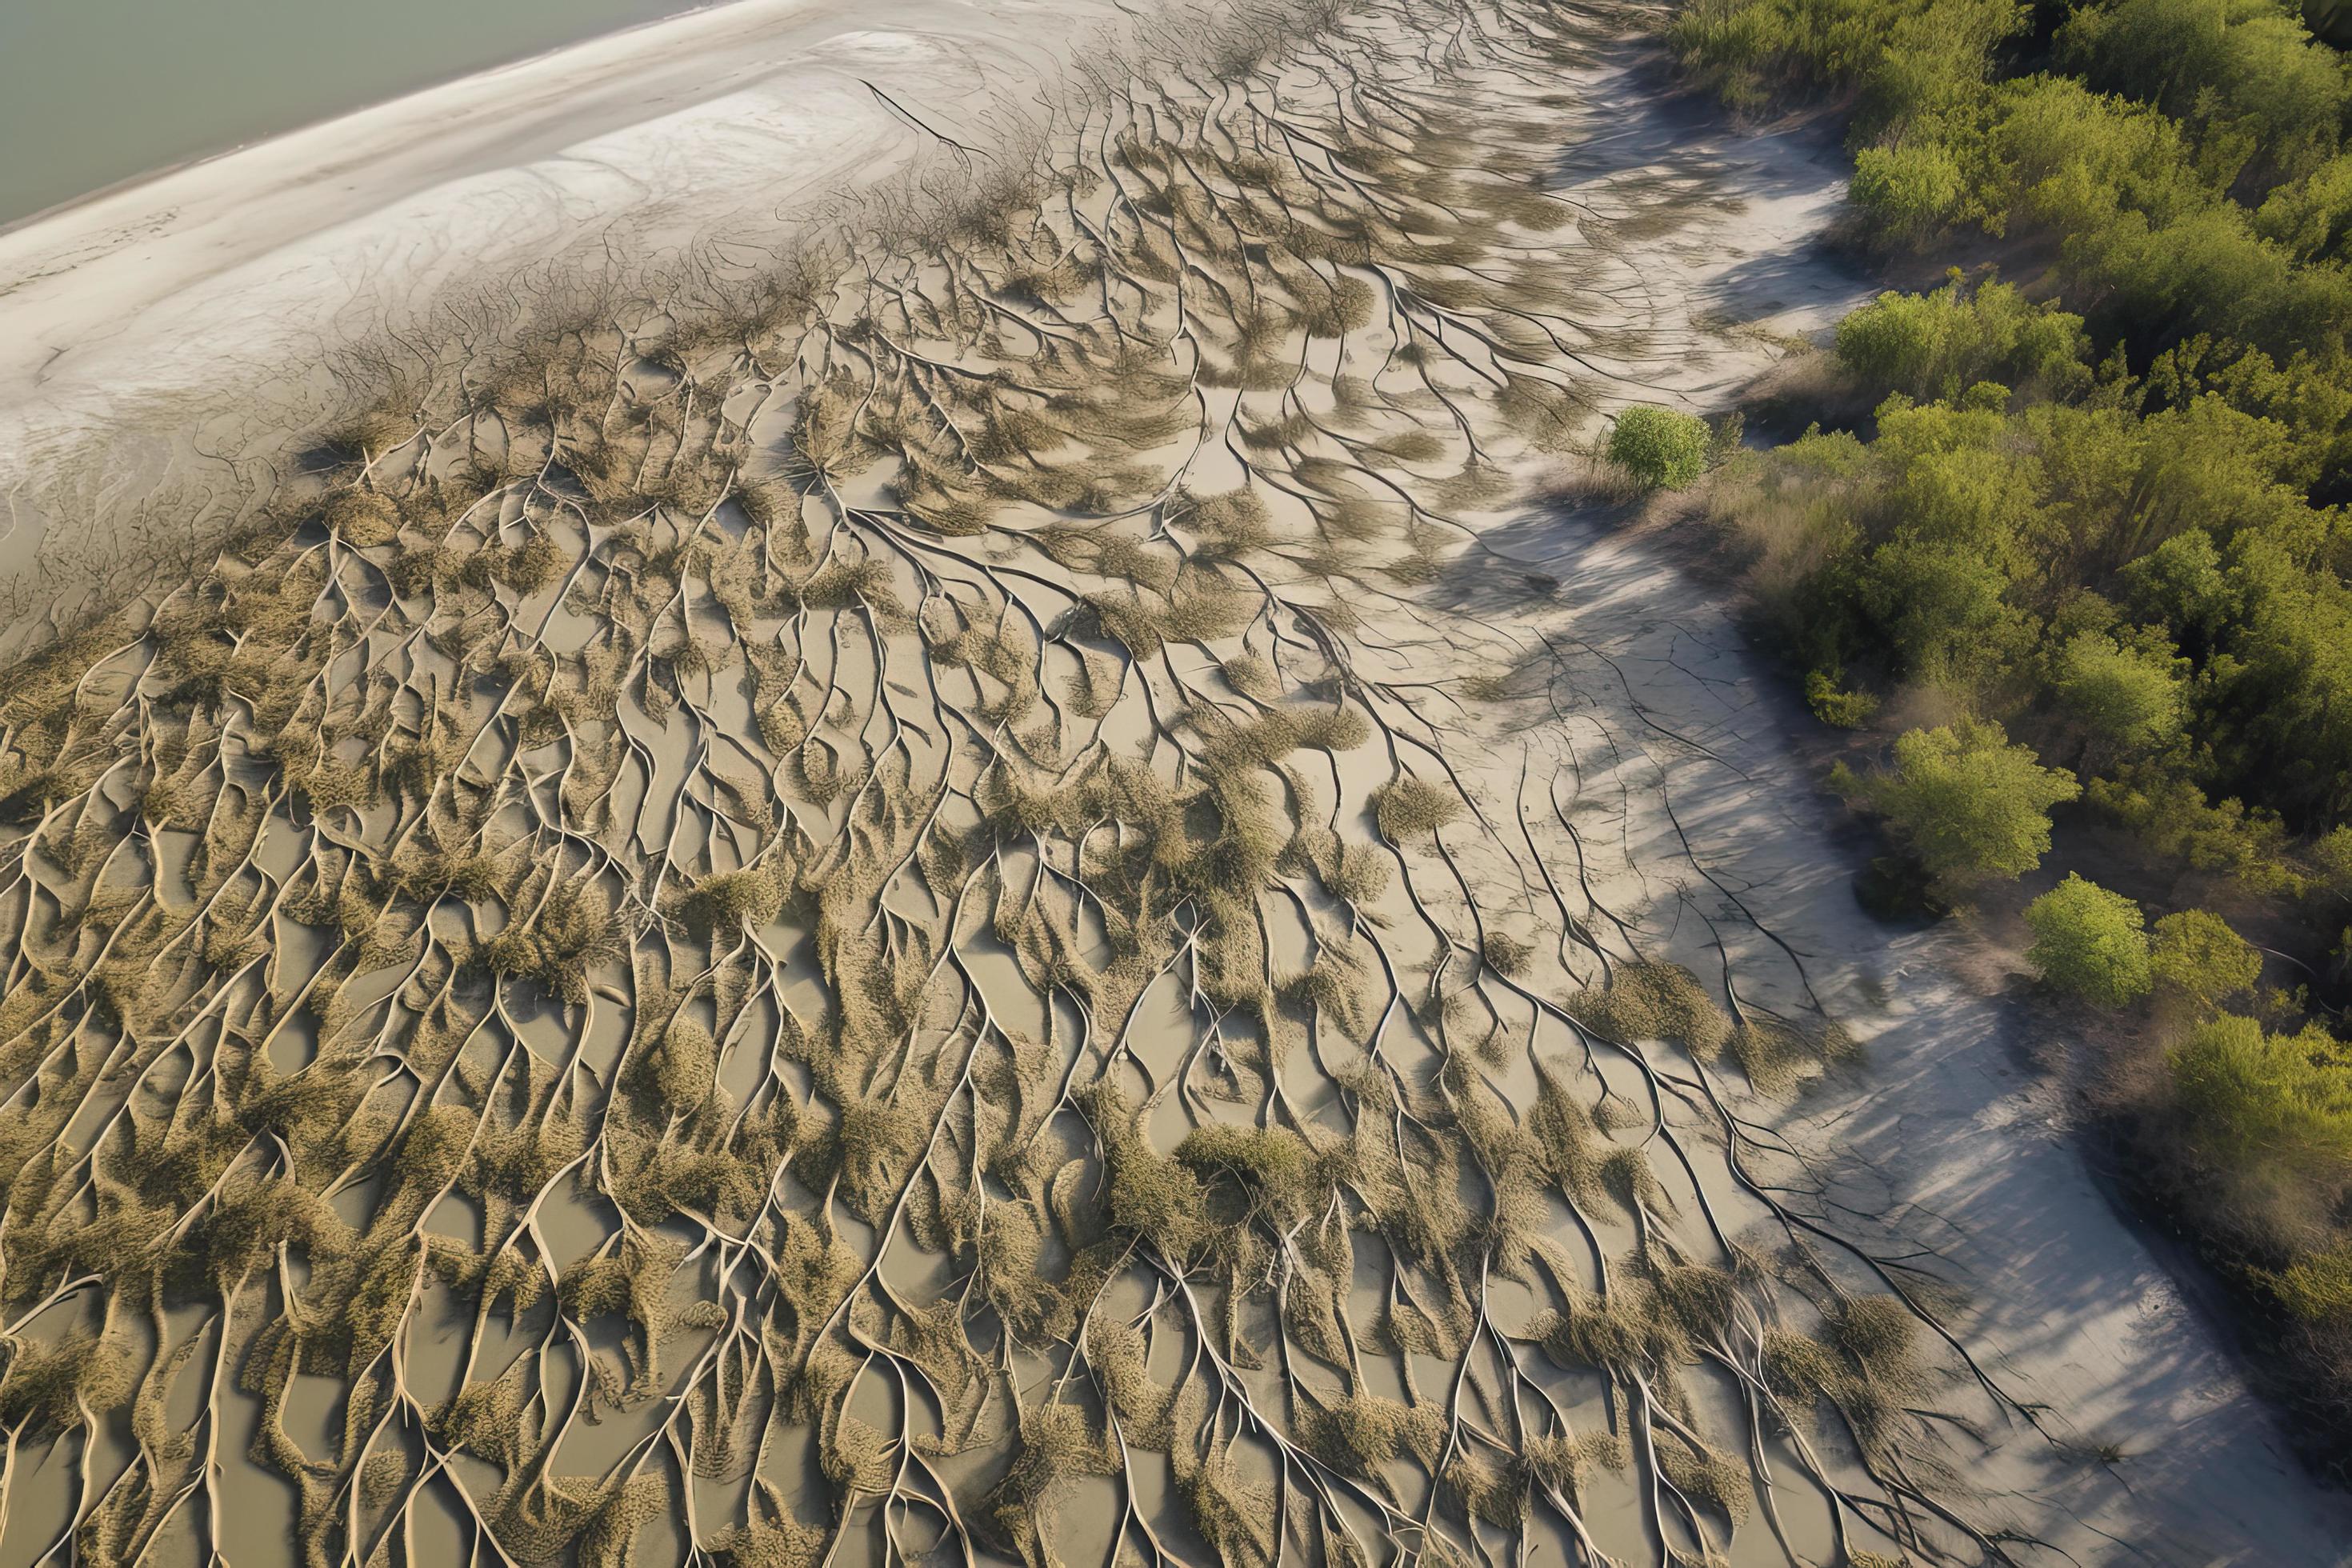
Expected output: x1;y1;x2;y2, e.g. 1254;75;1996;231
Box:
0;0;1125;586
0;0;2346;1564
1473;499;2352;1558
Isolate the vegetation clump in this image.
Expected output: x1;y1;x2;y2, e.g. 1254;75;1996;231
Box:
1606;404;1711;490
1570;962;1734;1055
1676;0;2352;1456
1832;718;2079;893
323;489;402;547
2150;908;2262;1006
1835;273;2093;404
2025;874;2153;1006
1370;776;1462;841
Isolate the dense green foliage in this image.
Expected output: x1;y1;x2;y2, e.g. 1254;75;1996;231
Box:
2025;872;2154;1002
1832;718;2079;888
1606;404;1713;489
1674;0;2352;1457
2170;1013;2352;1190
2149;906;2264;1002
1676;0;2352;924
1834;274;2094;403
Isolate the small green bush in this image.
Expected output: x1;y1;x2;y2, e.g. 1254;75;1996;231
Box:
1804;669;1880;727
2149;908;2261;1006
1606;406;1711;490
1850;144;1965;246
1833;718;2080;888
2024;874;2153;1006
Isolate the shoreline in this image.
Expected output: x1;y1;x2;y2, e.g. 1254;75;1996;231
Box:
0;0;1128;602
0;1;729;244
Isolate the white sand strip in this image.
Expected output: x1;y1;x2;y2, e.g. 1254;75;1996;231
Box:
0;0;1125;551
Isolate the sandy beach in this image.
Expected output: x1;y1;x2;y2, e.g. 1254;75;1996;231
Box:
0;0;1122;590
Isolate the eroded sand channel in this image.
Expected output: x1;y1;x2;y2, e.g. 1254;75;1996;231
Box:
0;2;2344;1566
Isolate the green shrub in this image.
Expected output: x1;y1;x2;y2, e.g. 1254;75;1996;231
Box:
1804;669;1880;727
2083;766;2300;895
1606;406;1711;490
1833;717;2081;887
1835;274;2094;402
2150;908;2262;1005
2314;825;2352;893
1850;144;1965;246
1849;405;2046;682
2051;630;2184;755
2169;1011;2352;1181
2024;874;2153;1006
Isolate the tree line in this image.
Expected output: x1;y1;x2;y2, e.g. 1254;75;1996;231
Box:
1661;0;2352;1469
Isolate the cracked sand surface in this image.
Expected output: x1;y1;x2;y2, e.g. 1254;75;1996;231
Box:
0;2;2345;1566
1481;503;2352;1562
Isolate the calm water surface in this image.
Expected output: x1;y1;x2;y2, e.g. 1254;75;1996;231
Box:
0;0;711;230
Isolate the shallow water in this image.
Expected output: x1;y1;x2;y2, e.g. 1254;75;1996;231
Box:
0;0;708;227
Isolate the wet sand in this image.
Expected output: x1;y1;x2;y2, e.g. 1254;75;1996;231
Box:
0;0;710;231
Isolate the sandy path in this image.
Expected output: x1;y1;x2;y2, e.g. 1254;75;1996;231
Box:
1474;504;2352;1561
1485;42;2352;1563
